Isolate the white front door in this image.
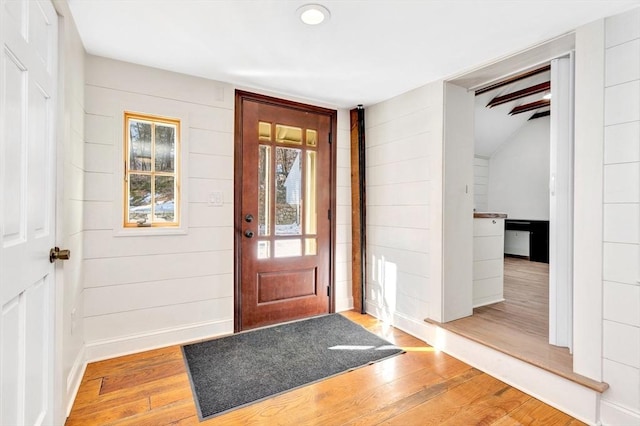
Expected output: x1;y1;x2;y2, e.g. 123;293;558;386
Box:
0;0;58;424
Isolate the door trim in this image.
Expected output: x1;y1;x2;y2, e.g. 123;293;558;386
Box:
233;90;337;332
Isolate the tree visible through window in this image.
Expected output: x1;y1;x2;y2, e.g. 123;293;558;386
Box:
124;112;180;227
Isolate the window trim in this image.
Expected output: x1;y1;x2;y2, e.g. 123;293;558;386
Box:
123;111;182;229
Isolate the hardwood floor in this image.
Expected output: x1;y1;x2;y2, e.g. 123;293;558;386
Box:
433;257;606;392
66;310;585;425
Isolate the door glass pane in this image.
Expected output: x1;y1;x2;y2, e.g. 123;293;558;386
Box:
274;239;302;257
129;120;152;171
306;129;317;146
275;147;302;235
128;174;151;223
258;145;270;236
305;151;317;235
154;176;175;222
305;238;317;255
155;124;175;172
259;122;271;141
275;124;302;145
258;241;270;259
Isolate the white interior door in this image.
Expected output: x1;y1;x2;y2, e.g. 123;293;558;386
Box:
549;55;574;350
1;0;58;424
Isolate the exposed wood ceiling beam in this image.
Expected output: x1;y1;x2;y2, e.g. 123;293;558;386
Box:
487;81;550;108
509;99;551;115
528;110;551;120
475;64;551;96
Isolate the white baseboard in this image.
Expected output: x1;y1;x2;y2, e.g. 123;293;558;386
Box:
473;296;505;308
365;304;600;425
335;296;354;312
65;346;87;417
85;318;234;363
600;400;640;425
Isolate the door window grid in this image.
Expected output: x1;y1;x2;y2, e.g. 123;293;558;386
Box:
257;121;318;259
124;112;180;227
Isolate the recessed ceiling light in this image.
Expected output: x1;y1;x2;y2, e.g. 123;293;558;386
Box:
297;4;331;26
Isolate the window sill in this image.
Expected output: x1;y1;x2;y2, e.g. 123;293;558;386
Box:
114;226;188;237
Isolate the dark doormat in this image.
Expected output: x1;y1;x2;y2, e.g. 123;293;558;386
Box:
181;314;404;420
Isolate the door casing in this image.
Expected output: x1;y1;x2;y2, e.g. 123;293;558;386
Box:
233;90;337;332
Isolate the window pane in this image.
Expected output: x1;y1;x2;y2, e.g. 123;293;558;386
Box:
305;238;317;255
257;241;270;259
129;120;152;171
258;145;270;236
128;174;151;223
155;124;175;172
305;151;317;235
275;147;301;235
259;122;271;141
274;239;301;257
306;129;317;146
275;124;302;145
154;175;175;222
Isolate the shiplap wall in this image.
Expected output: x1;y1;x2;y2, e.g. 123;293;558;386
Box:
82;56;352;360
473;156;489;212
364;82;444;323
83;56;235;359
600;7;640;424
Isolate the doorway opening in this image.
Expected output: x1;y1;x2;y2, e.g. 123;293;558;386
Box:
471;62;554;355
438;35;583;383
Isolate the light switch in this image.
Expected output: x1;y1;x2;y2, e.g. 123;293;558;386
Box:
208;191;224;207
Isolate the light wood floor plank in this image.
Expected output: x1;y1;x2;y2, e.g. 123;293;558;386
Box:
65;311;585;426
431;257;607;392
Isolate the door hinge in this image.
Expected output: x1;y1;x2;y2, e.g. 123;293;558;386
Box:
328;132;332;144
328;209;331;220
327;286;330;297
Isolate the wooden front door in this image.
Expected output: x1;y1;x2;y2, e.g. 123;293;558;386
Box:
1;0;58;423
235;91;336;331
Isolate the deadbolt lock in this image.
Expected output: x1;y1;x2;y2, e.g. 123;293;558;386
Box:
49;247;71;263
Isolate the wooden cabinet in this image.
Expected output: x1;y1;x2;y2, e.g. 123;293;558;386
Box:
473;217;505;307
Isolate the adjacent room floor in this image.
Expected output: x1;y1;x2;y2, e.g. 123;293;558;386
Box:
436;257;605;391
65;310;584;425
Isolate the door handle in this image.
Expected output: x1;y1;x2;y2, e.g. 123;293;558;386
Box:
244;230;254;238
245;214;254;223
49;247;71;263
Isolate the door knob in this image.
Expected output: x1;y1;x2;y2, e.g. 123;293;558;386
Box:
245;214;254;223
244;230;254;238
49;247;71;263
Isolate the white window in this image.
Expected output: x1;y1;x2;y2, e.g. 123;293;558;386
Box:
124;112;180;227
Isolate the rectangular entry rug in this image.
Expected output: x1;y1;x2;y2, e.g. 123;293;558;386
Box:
181;314;403;420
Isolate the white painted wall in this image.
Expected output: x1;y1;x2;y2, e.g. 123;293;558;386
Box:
53;0;86;417
599;8;640;424
335;109;354;312
487;117;550;220
83;56;235;360
364;81;444;323
442;82;474;322
473;156;489;212
573;16;605;389
81;56;352;361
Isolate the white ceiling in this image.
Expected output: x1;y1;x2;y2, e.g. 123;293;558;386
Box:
67;0;640;108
